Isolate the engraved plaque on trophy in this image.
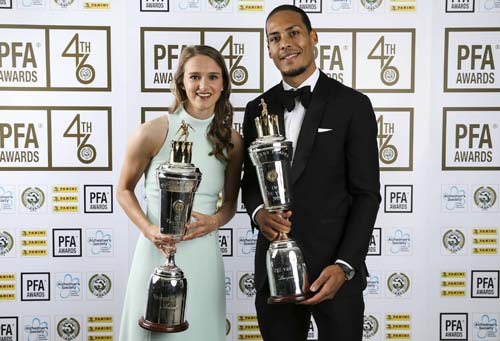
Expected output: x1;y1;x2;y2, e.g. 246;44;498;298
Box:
248;99;311;304
139;121;202;332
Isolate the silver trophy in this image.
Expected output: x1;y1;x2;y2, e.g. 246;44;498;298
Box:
248;99;311;304
139;121;202;333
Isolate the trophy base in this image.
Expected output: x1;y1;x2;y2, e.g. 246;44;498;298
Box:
267;291;313;304
138;316;189;333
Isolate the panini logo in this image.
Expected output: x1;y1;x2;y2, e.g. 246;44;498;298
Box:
471;270;499;298
141;0;168;11
0;317;17;341
375;108;413;171
0;25;111;91
446;0;475;12
294;0;322;13
440;313;468;340
53;228;82;257
219;228;233;257
444;28;500;92
384;185;413;213
355;30;415;92
21;272;50;301
141;27;263;93
0;107;112;171
442;108;500;170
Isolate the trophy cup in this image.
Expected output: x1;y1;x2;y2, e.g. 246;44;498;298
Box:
139;121;202;332
248;99;311;304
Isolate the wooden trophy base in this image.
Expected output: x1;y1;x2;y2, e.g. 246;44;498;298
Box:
138;316;189;333
267;291;313;304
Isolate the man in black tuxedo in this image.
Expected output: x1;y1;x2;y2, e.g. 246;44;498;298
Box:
241;5;381;341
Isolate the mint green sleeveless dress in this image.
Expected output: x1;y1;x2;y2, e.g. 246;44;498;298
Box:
119;107;226;340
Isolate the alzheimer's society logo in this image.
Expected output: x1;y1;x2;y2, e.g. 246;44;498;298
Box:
387;228;412;255
0;185;15;213
23;316;49;341
55;273;81;300
87;229;112;256
238;228;257;256
473;313;498;340
442;185;468;212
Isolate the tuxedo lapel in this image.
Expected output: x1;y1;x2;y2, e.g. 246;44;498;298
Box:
292;73;336;184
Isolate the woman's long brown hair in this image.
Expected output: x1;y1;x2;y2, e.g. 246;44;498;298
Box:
171;45;234;162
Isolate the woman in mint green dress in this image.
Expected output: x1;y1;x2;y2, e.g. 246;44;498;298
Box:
117;45;243;340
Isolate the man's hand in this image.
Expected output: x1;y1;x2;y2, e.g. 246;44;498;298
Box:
299;264;346;305
255;208;292;241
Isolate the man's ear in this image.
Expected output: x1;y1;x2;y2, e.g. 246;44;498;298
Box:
310;29;318;45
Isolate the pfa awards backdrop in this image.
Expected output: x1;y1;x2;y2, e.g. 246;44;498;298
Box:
0;0;499;340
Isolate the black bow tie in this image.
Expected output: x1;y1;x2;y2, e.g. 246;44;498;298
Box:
279;86;312;112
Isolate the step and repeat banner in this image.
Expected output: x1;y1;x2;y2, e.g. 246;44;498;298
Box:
1;0;499;340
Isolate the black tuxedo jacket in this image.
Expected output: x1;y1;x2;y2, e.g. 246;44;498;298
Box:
241;71;381;295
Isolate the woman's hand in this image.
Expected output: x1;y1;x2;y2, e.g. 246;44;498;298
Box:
183;211;219;241
143;223;178;257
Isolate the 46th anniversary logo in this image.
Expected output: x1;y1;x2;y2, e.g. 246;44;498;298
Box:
0;25;111;91
0;106;112;170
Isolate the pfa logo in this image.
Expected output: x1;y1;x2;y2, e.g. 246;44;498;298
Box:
0;317;17;341
52;228;82;257
444;28;500;92
218;228;233;257
0;25;110;91
141;27;263;93
294;0;322;13
356;30;415;92
84;185;113;213
384;185;413;213
56;317;80;341
21;272;50;301
88;273;112;299
440;313;468;340
367;227;381;256
0;107;111;170
471;270;499;298
442;108;500;170
375;108;413;171
315;30;354;86
446;0;475;12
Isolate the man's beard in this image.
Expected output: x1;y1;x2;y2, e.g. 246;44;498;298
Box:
282;66;307;78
